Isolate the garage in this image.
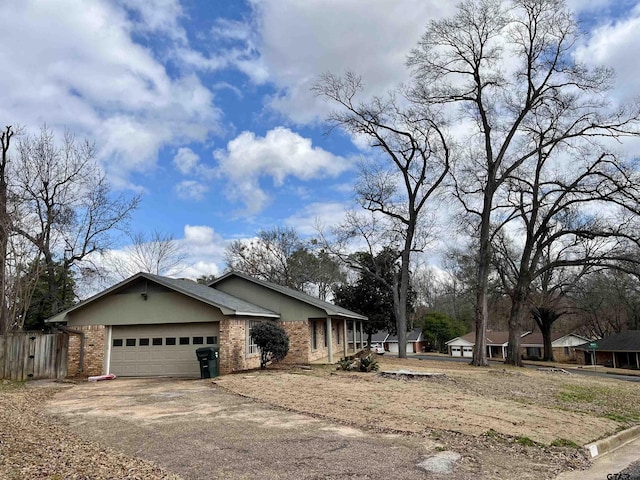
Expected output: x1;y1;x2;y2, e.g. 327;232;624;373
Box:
110;322;219;377
462;346;473;357
451;346;462;357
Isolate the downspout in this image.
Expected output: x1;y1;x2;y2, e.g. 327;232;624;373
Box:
58;325;85;373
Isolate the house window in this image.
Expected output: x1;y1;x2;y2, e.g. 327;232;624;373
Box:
179;337;190;345
139;338;150;346
165;337;176;346
126;338;136;347
193;336;204;345
526;347;541;359
337;325;341;345
206;336;217;345
247;320;260;356
323;322;328;348
564;347;570;356
152;338;163;346
312;322;318;350
113;339;123;347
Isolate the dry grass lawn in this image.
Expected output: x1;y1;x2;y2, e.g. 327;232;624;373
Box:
216;356;640;447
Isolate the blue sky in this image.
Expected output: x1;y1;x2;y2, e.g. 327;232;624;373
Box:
1;0;639;280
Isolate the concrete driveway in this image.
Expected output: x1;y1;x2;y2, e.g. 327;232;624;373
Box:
45;378;447;479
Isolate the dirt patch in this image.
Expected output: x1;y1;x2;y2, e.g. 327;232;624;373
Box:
0;381;180;480
216;358;625;447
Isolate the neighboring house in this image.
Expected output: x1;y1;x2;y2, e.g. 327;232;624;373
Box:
369;330;390;345
385;328;427;354
47;271;367;377
576;330;640;369
445;331;588;362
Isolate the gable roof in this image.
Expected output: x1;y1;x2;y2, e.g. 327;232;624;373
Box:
576;330;640;352
47;272;279;323
210;271;368;321
452;331;531;346
386;327;423;343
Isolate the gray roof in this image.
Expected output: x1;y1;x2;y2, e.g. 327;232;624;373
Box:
576;330;640;352
370;330;390;343
211;271;368;321
47;272;279;323
386;327;423;343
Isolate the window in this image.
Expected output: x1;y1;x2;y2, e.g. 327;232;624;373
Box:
165;337;176;346
337;325;340;345
206;336;217;345
564;347;570;356
193;336;204;345
126;338;136;347
323;322;328;348
312;322;318;350
152;338;163;346
113;339;123;347
179;337;190;345
139;338;150;346
247;320;260;356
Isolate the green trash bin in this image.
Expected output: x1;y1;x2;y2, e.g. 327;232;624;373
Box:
195;346;220;378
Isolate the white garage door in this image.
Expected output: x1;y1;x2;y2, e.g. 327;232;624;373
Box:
388;343;414;354
110;323;219;377
451;346;461;357
462;346;473;358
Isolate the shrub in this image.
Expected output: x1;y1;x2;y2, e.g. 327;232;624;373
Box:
250;322;290;369
359;354;379;372
337;356;356;371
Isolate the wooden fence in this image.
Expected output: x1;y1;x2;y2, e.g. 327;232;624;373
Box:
0;332;68;381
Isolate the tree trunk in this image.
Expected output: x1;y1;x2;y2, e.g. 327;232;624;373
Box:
472;201;492;367
505;290;525;366
0;126;13;334
541;321;554;362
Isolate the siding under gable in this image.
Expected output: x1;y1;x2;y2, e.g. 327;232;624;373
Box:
66;287;225;327
213;277;326;322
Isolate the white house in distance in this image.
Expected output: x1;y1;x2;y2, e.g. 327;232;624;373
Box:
446;331;589;362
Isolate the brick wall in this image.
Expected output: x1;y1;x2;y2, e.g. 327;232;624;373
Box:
218;318;261;374
280;321;310;364
67;325;105;377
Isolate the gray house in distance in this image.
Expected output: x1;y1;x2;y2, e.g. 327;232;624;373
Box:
47;271;367;377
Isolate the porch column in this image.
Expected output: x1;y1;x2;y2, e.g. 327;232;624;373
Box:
351;320;357;353
488;347;492;359
612;352;617;368
359;321;364;349
343;319;348;357
326;317;333;364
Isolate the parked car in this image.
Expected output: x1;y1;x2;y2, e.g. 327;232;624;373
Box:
369;343;385;355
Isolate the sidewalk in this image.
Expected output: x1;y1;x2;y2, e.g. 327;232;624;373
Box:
555;436;640;480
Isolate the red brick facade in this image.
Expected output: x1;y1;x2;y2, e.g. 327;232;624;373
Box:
67;325;105;377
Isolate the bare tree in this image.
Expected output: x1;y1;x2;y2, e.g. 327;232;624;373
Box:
12;126;140;315
314;72;450;357
0;125;16;333
107;230;187;279
407;0;640;365
225;226;344;297
225;226;305;288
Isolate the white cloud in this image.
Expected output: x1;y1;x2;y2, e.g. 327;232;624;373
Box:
0;0;221;189
285;202;350;236
574;4;640;104
173;148;201;175
120;0;187;42
175;180;209;201
247;0;455;124
184;225;215;245
214;127;352;214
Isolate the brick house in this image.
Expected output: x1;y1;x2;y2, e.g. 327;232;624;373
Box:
576;330;640;369
446;331;588;361
47;271;367;377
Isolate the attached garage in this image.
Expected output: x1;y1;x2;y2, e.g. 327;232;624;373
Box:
48;272;280;377
109;323;220;377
